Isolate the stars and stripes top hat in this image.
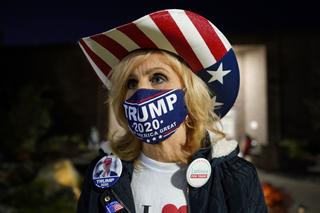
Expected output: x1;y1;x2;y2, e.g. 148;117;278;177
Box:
79;9;240;118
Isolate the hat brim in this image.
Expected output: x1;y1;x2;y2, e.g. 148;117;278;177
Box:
79;9;239;118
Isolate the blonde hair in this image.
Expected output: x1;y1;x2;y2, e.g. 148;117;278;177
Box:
108;50;225;162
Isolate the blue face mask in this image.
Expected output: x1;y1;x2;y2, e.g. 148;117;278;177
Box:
123;89;188;144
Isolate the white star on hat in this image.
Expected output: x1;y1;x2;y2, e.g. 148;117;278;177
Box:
212;96;224;107
207;63;231;84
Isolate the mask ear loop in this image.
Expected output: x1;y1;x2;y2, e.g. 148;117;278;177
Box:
185;114;191;124
182;87;191;127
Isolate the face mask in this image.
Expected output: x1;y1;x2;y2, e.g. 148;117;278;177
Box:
123;89;188;144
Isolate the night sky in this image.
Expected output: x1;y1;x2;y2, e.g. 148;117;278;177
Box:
1;0;319;46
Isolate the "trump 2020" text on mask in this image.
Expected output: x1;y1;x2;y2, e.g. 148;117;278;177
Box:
123;89;188;144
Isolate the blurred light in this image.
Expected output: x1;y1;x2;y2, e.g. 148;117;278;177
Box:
53;160;81;199
249;120;259;130
251;139;258;146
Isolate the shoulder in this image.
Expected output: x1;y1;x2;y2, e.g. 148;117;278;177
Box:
215;156;267;212
224;156;259;180
77;152;106;213
207;131;260;186
213;150;263;201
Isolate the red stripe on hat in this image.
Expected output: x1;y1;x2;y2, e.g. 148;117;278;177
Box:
118;23;157;49
186;11;227;61
79;39;111;77
150;10;203;72
91;34;129;60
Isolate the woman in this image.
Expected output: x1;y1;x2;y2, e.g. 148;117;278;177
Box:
77;9;267;213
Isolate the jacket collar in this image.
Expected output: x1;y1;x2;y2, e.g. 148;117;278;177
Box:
191;131;239;162
208;131;238;159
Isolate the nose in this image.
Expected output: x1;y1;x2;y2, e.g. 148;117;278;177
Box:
126;77;152;99
136;78;152;90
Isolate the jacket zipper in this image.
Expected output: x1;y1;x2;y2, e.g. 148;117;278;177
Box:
110;189;132;213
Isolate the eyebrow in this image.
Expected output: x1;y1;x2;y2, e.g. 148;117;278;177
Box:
147;67;170;74
129;67;170;78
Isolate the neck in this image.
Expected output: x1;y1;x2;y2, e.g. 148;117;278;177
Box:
142;124;188;163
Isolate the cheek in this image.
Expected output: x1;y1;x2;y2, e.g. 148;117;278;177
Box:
170;76;184;89
125;90;135;99
123;85;133;99
167;70;184;88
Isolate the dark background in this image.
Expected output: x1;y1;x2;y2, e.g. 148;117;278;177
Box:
0;1;320;212
1;1;320;45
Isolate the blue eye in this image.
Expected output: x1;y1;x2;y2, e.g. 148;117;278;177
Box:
126;79;138;89
151;73;167;84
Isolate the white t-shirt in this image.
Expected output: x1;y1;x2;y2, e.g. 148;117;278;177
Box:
131;153;188;213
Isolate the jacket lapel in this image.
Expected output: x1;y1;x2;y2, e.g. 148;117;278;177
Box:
111;161;136;212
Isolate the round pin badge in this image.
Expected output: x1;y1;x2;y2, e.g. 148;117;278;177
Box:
92;155;122;189
186;158;211;188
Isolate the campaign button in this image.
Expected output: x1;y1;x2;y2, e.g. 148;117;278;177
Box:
186;158;211;188
92;155;122;189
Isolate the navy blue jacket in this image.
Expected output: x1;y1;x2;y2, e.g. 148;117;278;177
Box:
77;134;267;213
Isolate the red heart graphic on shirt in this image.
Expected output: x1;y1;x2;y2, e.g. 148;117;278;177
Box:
162;204;187;213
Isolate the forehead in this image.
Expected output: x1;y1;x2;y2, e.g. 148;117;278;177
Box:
127;52;180;76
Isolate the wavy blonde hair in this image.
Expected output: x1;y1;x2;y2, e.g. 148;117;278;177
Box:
108;50;225;163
